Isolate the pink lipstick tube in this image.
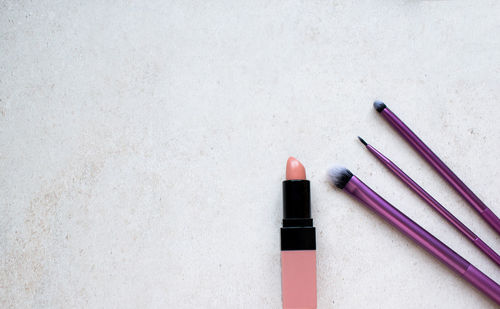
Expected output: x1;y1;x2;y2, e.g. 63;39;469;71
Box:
281;158;317;309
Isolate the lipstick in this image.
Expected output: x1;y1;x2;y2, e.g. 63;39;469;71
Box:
281;157;317;309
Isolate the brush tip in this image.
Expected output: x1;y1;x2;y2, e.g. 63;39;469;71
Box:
373;101;387;112
327;166;354;189
358;136;367;146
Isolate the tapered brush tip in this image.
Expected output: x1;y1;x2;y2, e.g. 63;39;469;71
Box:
373;101;387;112
358;136;367;146
327;166;354;189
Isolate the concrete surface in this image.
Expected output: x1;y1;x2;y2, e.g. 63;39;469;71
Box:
1;1;500;308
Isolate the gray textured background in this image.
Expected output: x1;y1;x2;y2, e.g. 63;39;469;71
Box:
1;1;500;308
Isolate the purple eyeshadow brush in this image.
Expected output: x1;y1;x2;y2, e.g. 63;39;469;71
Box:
358;136;500;267
328;167;500;305
373;101;500;236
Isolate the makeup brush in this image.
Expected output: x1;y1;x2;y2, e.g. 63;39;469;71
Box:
328;167;500;305
357;136;500;267
373;101;500;236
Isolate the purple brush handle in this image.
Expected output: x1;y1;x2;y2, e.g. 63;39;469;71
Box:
366;144;500;267
379;106;500;236
345;176;500;305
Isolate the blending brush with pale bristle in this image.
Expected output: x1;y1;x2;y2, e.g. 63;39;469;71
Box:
373;101;500;236
327;167;500;305
357;136;500;267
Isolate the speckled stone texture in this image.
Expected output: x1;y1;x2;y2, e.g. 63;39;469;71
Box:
1;1;500;308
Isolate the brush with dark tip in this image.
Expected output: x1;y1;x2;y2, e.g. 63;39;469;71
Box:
373;101;500;236
357;136;500;267
327;166;500;304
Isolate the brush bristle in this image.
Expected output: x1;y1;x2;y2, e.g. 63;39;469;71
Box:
328;166;354;189
373;101;387;112
358;136;367;146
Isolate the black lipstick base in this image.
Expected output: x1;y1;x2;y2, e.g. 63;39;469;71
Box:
281;180;316;251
